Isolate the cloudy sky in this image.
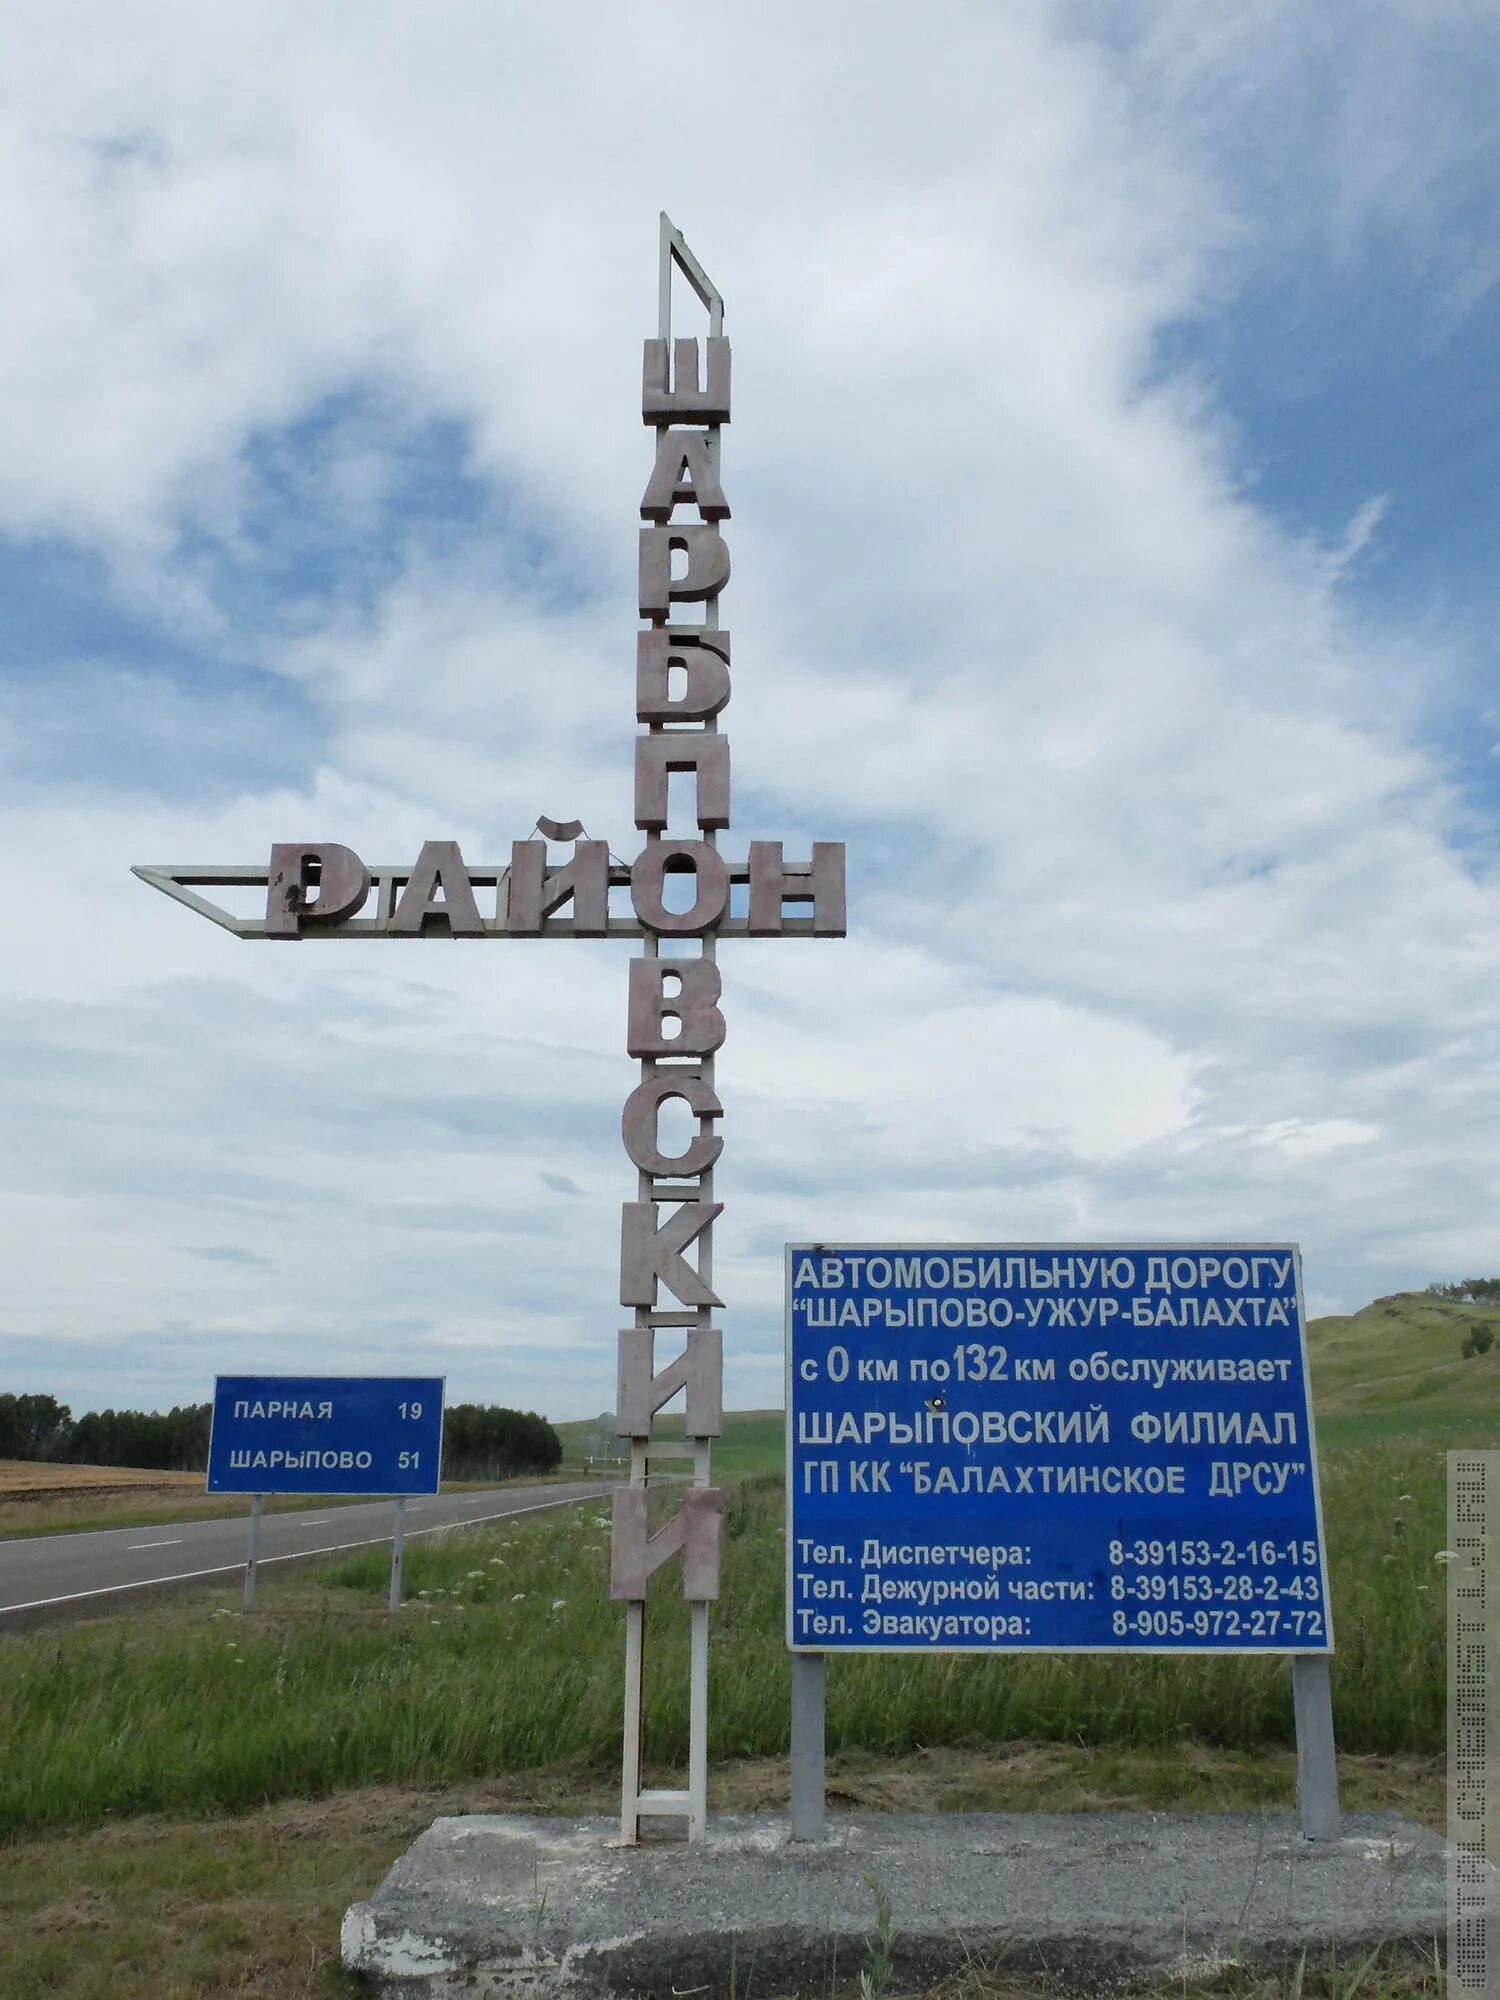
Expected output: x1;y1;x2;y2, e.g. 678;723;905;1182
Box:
2;2;1497;1422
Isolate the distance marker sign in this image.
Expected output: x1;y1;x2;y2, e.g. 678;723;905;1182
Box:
786;1244;1331;1655
207;1375;444;1496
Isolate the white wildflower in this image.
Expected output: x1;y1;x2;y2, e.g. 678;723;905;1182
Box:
1435;1550;1459;1564
511;1592;527;1601
551;1598;567;1611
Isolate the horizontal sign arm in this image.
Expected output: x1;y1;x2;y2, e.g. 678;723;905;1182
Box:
132;840;845;940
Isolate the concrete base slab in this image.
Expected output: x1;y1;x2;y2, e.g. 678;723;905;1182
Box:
342;1810;1448;1998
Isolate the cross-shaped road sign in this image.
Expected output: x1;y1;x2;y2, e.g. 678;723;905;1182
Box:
134;215;847;1844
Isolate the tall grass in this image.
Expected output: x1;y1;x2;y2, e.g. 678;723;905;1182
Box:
0;1439;1448;1838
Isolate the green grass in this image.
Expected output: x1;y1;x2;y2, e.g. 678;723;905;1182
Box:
0;1761;1447;2000
0;1475;574;1543
1306;1290;1500;1422
0;1491;375;1543
552;1407;785;1477
1317;1410;1500;1449
0;1435;1453;1842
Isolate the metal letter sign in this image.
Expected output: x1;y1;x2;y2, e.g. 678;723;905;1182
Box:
208;1375;444;1496
133;217;847;1843
787;1244;1332;1654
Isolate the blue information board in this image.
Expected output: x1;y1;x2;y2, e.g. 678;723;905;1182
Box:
786;1244;1331;1655
207;1375;444;1496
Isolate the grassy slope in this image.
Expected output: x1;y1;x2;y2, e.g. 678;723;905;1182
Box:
0;1333;1471;2000
1306;1291;1500;1436
0;1751;1445;2000
552;1408;784;1477
0;1447;1450;1843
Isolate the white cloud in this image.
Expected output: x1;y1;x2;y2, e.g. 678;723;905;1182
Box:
0;2;1496;1417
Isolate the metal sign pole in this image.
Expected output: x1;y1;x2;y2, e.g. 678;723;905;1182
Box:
389;1496;407;1610
789;1651;826;1839
243;1492;263;1608
1291;1653;1341;1839
618;212;730;1845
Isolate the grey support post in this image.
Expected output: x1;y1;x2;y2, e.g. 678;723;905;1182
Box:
389;1497;407;1610
243;1492;263;1608
1291;1653;1341;1840
789;1651;826;1839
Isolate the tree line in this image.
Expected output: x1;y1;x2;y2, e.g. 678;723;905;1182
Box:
1423;1278;1500;1361
440;1404;561;1481
0;1395;210;1470
0;1392;560;1479
1428;1277;1500;1304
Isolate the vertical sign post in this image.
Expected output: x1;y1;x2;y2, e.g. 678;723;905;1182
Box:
613;214;731;1845
244;1492;263;1609
390;1497;408;1611
133;218;848;1843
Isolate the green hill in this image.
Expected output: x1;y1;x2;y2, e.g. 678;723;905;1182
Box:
551;1408;784;1479
1306;1290;1500;1440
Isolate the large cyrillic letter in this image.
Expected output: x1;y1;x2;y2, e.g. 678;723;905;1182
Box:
616;1326;723;1438
621;1072;723;1178
620;1199;724;1307
390;841;483;936
630;841;729;937
639;429;729;522
610;1485;724;1601
636;630;731;723
747;841;847;936
626;958;726;1057
634;734;730;831
265;843;369;938
639;527;730;618
504;839;609;935
641;337;731;424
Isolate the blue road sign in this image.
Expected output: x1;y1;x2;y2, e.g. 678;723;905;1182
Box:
786;1244;1331;1655
207;1375;444;1496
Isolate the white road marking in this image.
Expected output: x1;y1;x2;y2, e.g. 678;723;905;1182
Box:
126;1538;183;1550
0;1494;592;1616
301;1517;332;1526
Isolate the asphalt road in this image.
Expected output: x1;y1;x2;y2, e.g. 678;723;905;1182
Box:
0;1481;603;1619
